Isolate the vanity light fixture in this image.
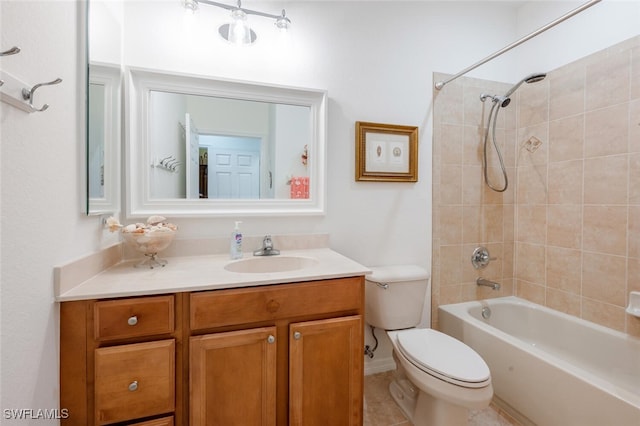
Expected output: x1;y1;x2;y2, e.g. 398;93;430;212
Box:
183;0;291;45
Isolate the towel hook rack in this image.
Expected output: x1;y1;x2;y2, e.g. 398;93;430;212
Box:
21;78;63;112
152;155;181;172
0;47;21;87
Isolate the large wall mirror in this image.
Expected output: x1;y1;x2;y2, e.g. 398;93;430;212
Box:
87;0;123;215
87;0;327;217
127;68;327;217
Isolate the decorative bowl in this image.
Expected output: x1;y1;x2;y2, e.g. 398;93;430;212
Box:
122;229;176;268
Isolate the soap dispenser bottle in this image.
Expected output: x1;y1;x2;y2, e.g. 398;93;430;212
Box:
230;221;243;259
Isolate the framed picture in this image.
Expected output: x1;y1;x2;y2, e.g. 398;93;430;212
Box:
355;121;418;182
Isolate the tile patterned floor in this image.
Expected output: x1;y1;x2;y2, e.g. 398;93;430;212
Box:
364;371;520;426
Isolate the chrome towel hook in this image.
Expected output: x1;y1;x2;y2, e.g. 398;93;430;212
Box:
0;46;20;56
0;47;21;87
21;78;62;112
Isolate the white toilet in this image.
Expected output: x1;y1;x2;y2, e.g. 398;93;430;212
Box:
365;265;493;426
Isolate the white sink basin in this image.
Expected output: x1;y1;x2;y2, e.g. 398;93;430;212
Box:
224;256;319;273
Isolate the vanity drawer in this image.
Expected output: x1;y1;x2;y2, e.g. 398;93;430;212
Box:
129;416;173;426
190;276;363;330
94;339;175;425
94;295;174;341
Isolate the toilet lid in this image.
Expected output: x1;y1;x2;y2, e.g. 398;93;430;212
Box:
396;329;490;388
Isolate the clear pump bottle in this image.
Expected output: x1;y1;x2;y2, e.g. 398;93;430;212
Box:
230;221;243;259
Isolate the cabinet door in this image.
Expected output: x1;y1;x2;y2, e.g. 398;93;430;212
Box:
190;327;277;426
289;316;363;426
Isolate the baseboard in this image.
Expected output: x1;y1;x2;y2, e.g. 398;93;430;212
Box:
491;395;536;426
364;356;396;376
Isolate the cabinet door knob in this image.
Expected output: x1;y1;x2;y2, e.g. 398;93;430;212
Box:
267;335;275;344
293;331;301;340
128;381;138;392
127;316;138;326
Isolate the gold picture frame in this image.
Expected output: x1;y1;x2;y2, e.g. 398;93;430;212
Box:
355;121;418;182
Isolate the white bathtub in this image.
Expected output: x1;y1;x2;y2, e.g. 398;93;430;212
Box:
438;296;640;426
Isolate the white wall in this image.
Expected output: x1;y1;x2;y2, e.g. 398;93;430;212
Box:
1;0;638;420
0;0;118;422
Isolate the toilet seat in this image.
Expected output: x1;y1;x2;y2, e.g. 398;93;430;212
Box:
395;329;490;389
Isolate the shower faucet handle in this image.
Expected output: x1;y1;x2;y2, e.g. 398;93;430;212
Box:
471;246;495;269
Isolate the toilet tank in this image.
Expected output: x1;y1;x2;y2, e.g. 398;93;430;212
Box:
365;265;430;330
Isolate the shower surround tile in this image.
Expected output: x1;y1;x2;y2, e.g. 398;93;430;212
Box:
546;246;582;295
545;287;581;317
433;36;640;338
583;155;628;204
546;204;581;249
581;252;627;307
632;44;640;100
549;66;585;121
629;99;640;153
547;160;583;205
585;49;631;111
548;115;584;162
584;103;629;157
582;205;628;256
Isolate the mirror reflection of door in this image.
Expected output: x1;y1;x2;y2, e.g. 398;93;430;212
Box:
199;134;261;199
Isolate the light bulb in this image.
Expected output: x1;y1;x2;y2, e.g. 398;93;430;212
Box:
183;0;198;14
275;10;290;33
229;9;251;45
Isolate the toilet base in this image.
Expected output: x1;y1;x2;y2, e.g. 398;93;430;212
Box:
387;341;491;426
389;378;417;422
389;375;470;426
413;389;468;426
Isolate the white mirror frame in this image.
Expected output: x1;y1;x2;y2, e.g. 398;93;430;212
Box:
126;68;327;218
88;62;122;215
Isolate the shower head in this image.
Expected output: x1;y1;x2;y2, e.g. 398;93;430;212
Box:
500;72;547;107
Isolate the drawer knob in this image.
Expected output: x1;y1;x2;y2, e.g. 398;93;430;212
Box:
127;316;138;326
128;381;138;392
267;335;275;344
293;331;301;340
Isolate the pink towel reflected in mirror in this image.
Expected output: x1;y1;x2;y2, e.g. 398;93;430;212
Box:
290;176;309;199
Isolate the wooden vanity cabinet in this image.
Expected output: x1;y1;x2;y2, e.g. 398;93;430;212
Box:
61;294;181;426
61;276;364;426
189;276;364;426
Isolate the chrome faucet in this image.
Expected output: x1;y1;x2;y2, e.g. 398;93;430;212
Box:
253;235;280;256
477;277;501;290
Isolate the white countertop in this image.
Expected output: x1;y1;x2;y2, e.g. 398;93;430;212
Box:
56;248;371;302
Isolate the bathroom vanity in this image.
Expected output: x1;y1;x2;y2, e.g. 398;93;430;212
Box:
57;247;368;426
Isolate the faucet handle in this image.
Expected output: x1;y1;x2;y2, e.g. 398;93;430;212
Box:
471;246;495;269
253;235;279;256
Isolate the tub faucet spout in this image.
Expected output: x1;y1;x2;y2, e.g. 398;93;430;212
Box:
477;277;501;290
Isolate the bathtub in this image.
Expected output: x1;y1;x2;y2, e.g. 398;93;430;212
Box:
438;296;640;426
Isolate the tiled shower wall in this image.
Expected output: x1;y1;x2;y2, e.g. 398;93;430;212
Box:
432;35;640;338
432;73;516;328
